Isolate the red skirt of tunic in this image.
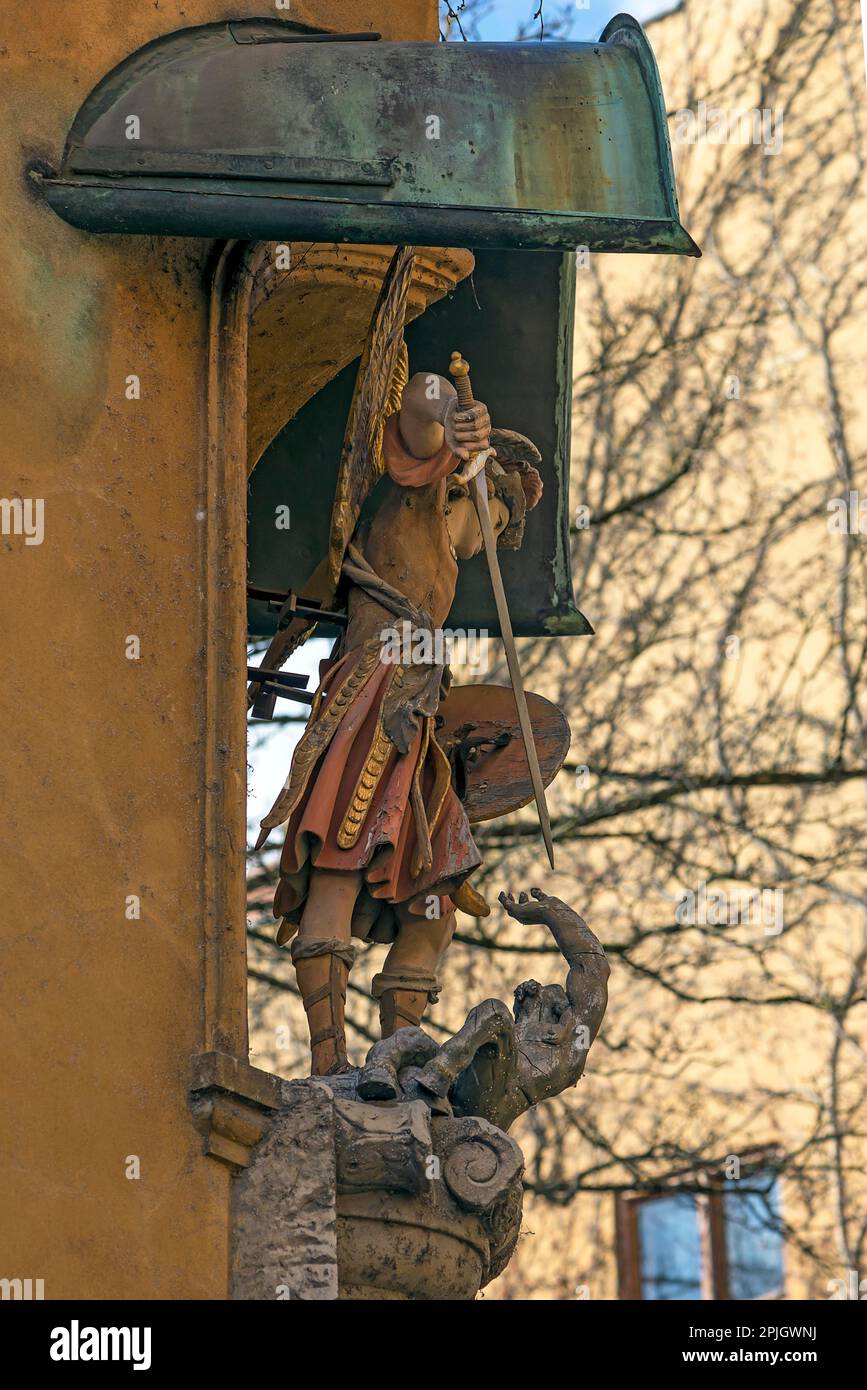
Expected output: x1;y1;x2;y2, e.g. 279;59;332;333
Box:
266;643;481;943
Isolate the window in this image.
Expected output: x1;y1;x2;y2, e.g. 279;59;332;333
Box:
617;1167;785;1300
723;1175;785;1300
638;1192;704;1300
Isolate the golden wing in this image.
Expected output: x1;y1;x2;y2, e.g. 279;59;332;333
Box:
249;246;414;691
326;245;414;593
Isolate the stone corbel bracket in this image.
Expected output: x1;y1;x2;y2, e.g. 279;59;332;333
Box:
229;1080;526;1299
190;1051;284;1168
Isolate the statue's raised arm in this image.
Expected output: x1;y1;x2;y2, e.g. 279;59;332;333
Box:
496;888;609;1110
358;887;609;1132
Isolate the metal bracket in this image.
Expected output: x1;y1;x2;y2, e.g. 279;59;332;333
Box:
247;584;348;631
246;665;313;722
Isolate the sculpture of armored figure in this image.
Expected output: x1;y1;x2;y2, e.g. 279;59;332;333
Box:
256;348;544;1075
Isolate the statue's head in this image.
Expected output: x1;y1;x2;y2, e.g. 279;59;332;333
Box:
513;977;571;1039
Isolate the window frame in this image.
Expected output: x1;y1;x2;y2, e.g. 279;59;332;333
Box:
615;1156;785;1301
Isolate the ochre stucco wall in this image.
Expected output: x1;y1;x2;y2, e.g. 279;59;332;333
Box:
0;0;438;1300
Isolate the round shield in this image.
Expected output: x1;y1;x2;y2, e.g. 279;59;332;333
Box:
435;684;571;824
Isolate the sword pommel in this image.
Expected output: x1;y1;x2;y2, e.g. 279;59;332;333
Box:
449;350;474;409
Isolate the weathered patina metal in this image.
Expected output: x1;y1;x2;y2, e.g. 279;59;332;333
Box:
41;15;699;256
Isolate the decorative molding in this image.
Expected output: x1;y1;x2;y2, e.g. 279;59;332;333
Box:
190;1050;283;1168
202;240;270;1061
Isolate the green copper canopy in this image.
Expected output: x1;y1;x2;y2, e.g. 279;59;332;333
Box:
42;15;699;256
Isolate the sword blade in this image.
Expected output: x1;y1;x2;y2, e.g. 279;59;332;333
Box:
470;473;556;870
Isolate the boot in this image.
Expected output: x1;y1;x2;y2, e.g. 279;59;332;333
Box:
291;937;356;1076
372;968;439;1039
379;987;429;1038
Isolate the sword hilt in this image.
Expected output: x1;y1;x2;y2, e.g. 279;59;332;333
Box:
449;350;475;409
448;350;500;486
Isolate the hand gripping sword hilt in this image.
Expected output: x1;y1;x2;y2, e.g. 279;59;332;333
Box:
448;351;500;488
